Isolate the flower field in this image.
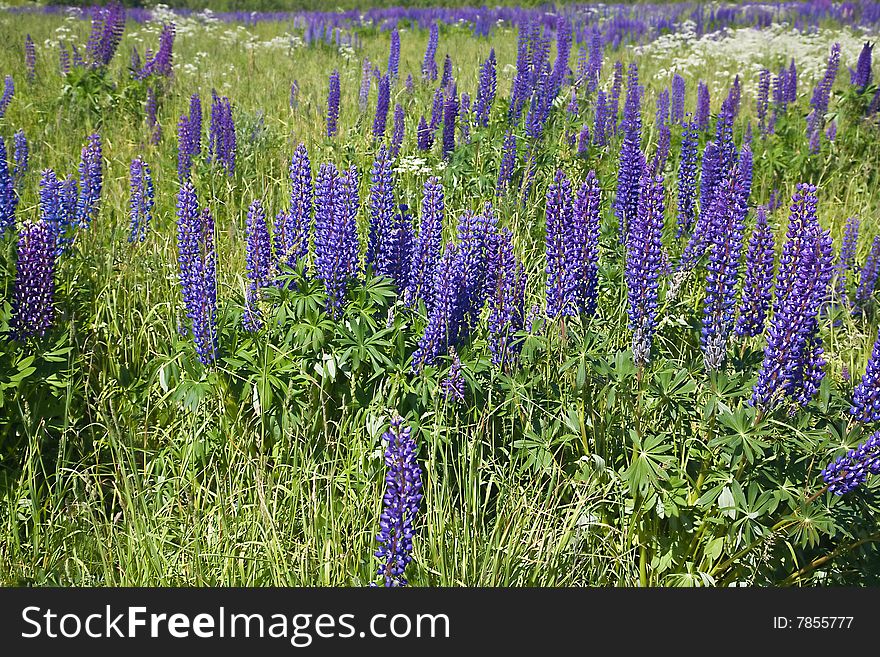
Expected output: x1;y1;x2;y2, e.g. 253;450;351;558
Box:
1;1;880;587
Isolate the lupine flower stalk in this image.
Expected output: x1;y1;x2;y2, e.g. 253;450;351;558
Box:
77;133;102;229
676;118;698;237
411;242;464;370
671;74;685;125
496;131;516;194
128;157;154;243
359;58;372;112
314;163;360;317
176;181;218;365
854;236;880;313
474;49;496;128
852;41;873;91
835;216;860;304
614;63;643;243
700;152;750;370
422;23;439;82
627;172;665;368
573;171;601;316
405;176;444;309
373;74;391;140
25;34;36;83
821;431;880;495
12;130;28;189
488;228;526;370
390;103;405;159
0;75;14;118
442;84;458;159
735;206;776;338
243;200;272;332
545;170;574;318
440;353;465;403
696;80;710;131
10;218;56;340
751;184;834;410
592;90;608;147
607;61;623;135
275;143;313;273
373;416;423;587
0;138;15;237
387;28;400;83
366;145;406;289
327;69;340;137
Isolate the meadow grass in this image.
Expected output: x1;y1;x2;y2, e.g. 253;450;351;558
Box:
1;6;880;586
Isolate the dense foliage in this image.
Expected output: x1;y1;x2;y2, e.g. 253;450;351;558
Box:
1;1;880;586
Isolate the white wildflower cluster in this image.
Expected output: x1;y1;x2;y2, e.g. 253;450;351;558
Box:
394;156;435;176
637;23;869;100
338;43;356;62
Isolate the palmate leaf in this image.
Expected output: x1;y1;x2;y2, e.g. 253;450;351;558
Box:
623;430;675;495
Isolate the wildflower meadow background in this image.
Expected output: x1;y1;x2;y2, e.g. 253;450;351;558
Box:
1;0;880;587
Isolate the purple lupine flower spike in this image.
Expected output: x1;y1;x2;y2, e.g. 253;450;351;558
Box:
440;352;466;403
146;86;160;144
59;42;70;75
607;61;623;135
387;28;400;84
76;133;102;229
671;74;685;125
327;69;340;137
474;49;496;128
496;130;517;194
412;242;465;371
0;75;14;119
627;171;665;368
10;218;56;341
12;130;28;189
128;157;154;243
422;23;439;82
614;63;642;244
751;184;834;410
366;145;406;289
243;199;272;332
440;54;453;89
700;150;750;370
176;181;218;365
735;205;776;338
373;416;423;587
373;74;391;140
405;176;444;310
441;83;458;159
276;143;313;274
545;170;574;319
853;42;873;91
574;171;601;317
696;80;710;131
314;163;359;317
25;34;36;83
488;229;526;371
390;103;405;159
834;216;860;305
676;117;698;237
851;326;880;423
821;431;880;495
0;138;15;238
854;236;880;314
592;90;608;147
358;58;372;112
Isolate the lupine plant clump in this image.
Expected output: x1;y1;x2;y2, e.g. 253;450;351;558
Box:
5;2;880;590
